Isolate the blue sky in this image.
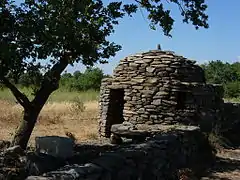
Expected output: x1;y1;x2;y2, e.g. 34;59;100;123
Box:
15;0;240;75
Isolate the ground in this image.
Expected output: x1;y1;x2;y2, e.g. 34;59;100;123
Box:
0;89;239;179
200;149;240;180
0;88;100;145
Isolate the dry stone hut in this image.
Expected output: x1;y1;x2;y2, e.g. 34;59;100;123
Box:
98;49;223;138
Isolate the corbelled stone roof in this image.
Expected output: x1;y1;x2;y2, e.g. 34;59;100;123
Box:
112;50;205;85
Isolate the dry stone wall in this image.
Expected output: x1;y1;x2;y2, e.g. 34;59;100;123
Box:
217;102;240;145
26;127;215;180
99;50;224;137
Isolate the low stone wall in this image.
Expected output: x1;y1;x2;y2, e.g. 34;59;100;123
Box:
218;102;240;145
26;128;215;180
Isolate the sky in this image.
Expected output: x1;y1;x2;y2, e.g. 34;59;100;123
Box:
15;0;240;75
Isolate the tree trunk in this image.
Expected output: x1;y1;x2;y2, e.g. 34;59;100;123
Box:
10;54;69;149
11;106;41;149
11;87;53;149
11;86;54;149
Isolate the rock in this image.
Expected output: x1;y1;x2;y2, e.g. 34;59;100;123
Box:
146;67;156;73
24;128;214;180
0;146;27;180
110;134;123;145
2;145;24;156
152;99;162;105
0;140;10;150
146;78;158;84
132;78;145;83
26;176;53;180
155;91;168;96
35;136;75;160
111;124;150;139
26;152;66;176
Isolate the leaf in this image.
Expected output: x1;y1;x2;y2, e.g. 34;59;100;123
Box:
1;0;209;81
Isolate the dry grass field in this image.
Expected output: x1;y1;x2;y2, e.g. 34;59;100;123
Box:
0;89;100;146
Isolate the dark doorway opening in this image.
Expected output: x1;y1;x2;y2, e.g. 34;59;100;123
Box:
106;89;125;137
176;92;186;109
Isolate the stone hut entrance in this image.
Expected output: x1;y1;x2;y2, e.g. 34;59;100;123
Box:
98;87;125;137
108;89;125;126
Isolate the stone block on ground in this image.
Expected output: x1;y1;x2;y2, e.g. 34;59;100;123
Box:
26;152;66;176
25;128;215;180
35;136;75;160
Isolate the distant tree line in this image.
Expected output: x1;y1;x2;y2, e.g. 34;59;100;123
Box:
0;67;110;91
1;61;240;98
201;60;240;98
60;68;111;91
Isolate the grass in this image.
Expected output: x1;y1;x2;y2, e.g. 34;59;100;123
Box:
0;87;99;102
0;87;100;146
224;97;240;103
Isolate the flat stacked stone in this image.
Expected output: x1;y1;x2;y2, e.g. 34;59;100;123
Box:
99;50;223;138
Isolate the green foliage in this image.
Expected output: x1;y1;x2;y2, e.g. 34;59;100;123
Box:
201;60;238;84
0;0;210;101
201;60;240;98
18;63;43;87
135;0;208;36
0;87;99;102
60;67;104;91
77;68;104;91
232;62;240;79
0;0;209;81
224;81;240;98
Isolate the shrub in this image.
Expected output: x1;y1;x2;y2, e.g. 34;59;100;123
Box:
60;67;104;91
224;81;240;98
69;97;86;114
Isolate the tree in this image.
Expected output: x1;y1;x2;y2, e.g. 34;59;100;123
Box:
78;67;104;90
202;60;238;84
59;72;73;88
201;60;240;98
60;68;104;91
73;71;82;79
224;81;240;98
232;62;240;81
18;63;43;88
0;0;209;149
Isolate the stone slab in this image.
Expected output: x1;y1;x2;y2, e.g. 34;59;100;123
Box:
35;136;75;160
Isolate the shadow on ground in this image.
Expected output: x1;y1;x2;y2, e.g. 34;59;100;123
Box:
200;149;240;180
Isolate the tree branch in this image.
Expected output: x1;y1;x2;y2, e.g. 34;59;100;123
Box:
134;0;151;8
1;77;31;109
166;0;186;15
31;53;70;106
